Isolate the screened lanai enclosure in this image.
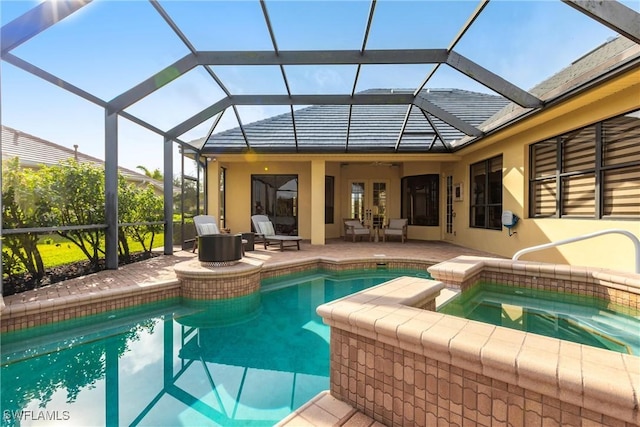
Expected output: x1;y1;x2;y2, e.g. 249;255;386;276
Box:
1;0;639;273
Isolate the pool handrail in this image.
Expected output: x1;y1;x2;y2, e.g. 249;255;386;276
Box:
512;229;640;274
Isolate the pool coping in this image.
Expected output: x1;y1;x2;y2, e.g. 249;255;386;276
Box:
276;390;385;427
0;255;440;332
2;252;639;425
317;256;640;426
427;255;640;311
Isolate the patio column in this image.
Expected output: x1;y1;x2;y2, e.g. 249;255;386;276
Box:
163;137;174;255
105;111;118;269
310;159;325;245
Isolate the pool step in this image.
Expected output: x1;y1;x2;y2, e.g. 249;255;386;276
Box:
276;390;384;427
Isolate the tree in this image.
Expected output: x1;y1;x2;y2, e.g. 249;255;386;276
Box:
117;175;134;262
136;165;163;180
2;159;166;286
36;159;106;270
173;175;198;215
1;320;156;416
1;158;47;282
119;180;164;257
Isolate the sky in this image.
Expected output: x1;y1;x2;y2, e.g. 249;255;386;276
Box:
0;0;634;174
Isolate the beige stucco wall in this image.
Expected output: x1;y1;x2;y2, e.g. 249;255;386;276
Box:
338;162;401;218
325;162;342;239
207;154;454;242
448;68;640;273
222;159;311;237
401;161;448;241
204;68;639;272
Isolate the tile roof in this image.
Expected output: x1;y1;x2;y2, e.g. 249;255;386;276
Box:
454;36;640;149
202;89;509;154
1;125;164;189
200;36;639;155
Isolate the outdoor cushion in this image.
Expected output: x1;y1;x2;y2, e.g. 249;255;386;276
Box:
388;219;406;229
385;228;404;235
345;220;364;228
349;228;370;235
198;223;220;235
383;218;408;243
344;219;371;242
259;221;276;236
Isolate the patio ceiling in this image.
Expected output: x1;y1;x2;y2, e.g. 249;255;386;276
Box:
1;0;639;154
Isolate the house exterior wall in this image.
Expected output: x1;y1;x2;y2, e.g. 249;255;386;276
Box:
205;69;639;273
402;161;449;241
208;155;454;242
211;159;312;237
449;68;640;273
310;159;326;244
325;161;342;239
338;161;402;220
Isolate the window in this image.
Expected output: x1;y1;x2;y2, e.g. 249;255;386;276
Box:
325;176;334;224
446;176;453;234
251;175;298;235
529;109;640;218
470;155;503;229
401;175;439;226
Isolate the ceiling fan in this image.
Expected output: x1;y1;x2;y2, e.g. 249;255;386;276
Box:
370;161;399;167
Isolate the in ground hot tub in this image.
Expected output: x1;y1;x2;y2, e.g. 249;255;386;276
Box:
198;234;243;266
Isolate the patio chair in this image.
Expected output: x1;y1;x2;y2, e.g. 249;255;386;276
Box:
193;215;247;255
251;214;302;251
343;219;371;242
382;218;408;243
192;215;221;253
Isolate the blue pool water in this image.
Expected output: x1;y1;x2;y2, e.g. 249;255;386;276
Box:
1;268;429;427
438;282;640;355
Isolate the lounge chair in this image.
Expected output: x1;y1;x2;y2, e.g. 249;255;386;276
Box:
251;214;302;251
382;218;408;243
193;215;247;254
343;219;371;242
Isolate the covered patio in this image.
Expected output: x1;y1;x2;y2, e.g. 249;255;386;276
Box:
2;2;640;426
2;0;638;274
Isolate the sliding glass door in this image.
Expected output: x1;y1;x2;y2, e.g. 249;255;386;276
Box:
251;175;298;235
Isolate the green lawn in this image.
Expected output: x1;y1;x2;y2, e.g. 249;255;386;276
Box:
4;233;165;270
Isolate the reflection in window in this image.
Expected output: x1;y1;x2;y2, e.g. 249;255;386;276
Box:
401;175;439;226
372;182;387;228
470;156;503;229
251;175;298;235
350;182;365;220
530;109;640;218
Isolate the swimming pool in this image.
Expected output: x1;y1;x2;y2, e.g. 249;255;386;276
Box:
1;268;428;426
438;282;640;355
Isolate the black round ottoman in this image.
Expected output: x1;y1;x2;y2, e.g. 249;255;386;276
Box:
198;234;243;265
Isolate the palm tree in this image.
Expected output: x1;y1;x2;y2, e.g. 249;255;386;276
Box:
136;165;163;180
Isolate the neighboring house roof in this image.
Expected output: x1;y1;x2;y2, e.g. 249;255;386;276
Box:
203;89;510;154
201;36;638;155
1;125;165;191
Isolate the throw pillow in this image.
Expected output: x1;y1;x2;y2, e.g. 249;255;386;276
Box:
199;223;219;235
